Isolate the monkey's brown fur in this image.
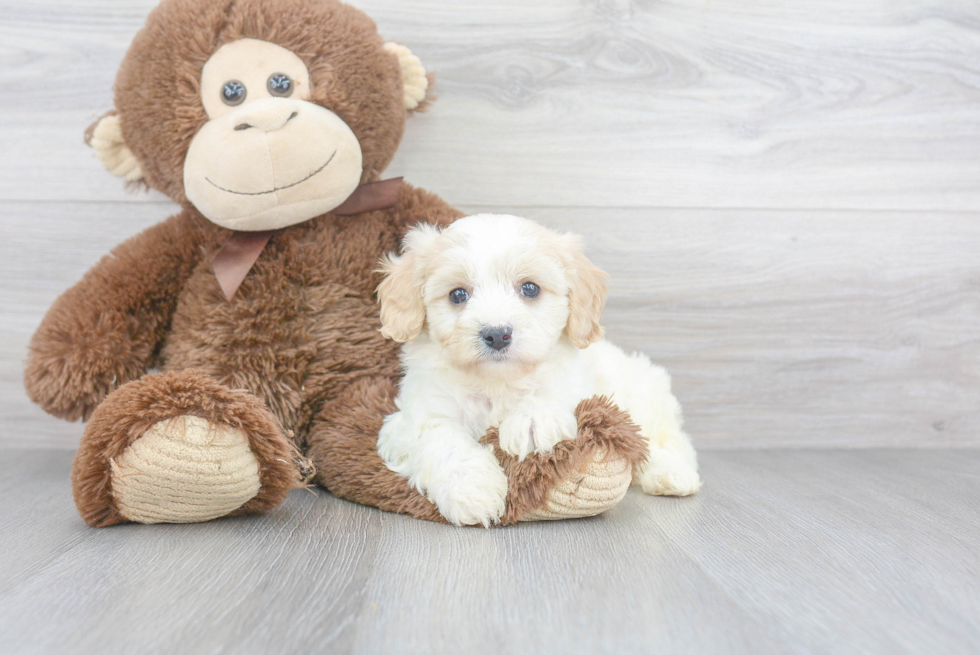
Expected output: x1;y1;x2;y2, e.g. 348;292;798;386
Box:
25;0;647;527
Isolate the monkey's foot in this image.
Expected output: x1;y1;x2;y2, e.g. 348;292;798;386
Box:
108;415;261;523
72;370;308;527
483;396;649;524
521;447;634;521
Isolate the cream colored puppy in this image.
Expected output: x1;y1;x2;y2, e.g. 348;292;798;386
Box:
376;214;701;526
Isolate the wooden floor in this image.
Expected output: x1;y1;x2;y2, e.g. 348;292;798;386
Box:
1;448;978;655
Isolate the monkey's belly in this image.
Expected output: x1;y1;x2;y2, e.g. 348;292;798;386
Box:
161;275;400;434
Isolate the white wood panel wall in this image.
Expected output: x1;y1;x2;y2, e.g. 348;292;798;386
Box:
1;0;978;448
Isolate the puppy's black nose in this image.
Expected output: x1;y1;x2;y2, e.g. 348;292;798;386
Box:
481;325;513;351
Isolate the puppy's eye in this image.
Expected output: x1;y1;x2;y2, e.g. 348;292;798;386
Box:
520;282;540;299
449;288;469;305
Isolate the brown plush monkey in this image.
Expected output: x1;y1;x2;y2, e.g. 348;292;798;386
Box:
24;0;647;527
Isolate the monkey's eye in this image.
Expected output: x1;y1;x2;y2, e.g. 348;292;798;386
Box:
221;80;247;106
449;288;469;305
267;73;293;97
521;282;540;298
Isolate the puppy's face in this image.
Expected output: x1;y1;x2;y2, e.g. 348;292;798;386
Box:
378;214;608;376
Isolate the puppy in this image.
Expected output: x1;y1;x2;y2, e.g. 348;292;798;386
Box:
376;214;701;526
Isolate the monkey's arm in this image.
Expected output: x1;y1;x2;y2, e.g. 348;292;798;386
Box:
24;210;218;421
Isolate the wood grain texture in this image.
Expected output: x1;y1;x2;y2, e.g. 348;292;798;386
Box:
1;448;977;654
3;203;977;449
1;0;979;209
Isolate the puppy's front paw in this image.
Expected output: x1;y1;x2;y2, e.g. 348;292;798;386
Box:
428;450;508;527
637;448;702;497
498;409;578;460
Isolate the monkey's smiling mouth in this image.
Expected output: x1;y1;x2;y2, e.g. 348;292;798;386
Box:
205;150;337;196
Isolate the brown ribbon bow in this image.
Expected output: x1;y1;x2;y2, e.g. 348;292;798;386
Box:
211;177;403;301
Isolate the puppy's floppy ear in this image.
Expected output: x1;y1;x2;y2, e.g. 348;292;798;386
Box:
377;224;441;342
560;234;609;348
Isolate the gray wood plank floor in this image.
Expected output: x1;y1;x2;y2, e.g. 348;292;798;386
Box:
1;448;977;655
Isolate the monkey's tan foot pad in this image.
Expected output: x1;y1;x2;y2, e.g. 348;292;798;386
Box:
72;370;307;527
482;395;650;525
108;415;261;524
521;447;633;521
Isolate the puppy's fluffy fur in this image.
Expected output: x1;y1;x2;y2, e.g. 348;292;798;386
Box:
377;214;701;526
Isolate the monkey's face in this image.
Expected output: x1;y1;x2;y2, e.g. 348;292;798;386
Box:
93;0;427;222
183;39;363;232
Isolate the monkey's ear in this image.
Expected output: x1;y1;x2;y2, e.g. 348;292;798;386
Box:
84;111;144;182
383;42;430;111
